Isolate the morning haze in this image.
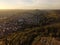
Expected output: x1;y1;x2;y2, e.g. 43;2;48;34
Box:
0;0;60;9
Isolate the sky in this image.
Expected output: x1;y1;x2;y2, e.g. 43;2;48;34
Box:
0;0;60;9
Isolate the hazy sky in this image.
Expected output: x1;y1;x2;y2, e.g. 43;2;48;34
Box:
0;0;60;9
